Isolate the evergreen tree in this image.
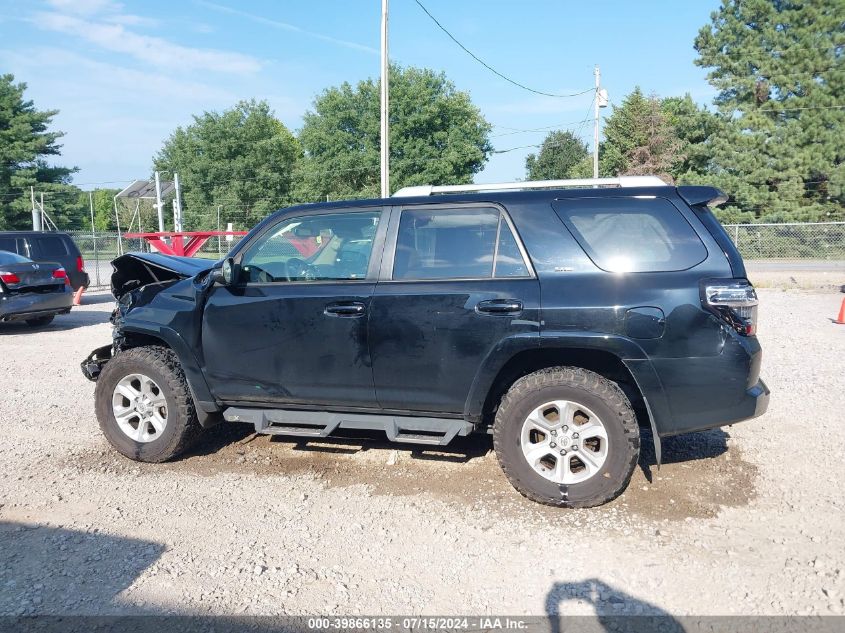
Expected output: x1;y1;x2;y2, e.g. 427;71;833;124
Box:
525;130;589;180
661;94;723;182
0;74;79;229
694;0;845;221
599;87;685;183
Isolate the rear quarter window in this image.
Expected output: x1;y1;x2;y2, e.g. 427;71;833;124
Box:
0;237;24;254
552;197;707;273
33;235;70;257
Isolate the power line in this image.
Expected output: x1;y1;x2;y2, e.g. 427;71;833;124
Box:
491;117;595;138
412;0;592;99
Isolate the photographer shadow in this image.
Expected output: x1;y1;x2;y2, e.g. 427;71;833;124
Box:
546;578;684;633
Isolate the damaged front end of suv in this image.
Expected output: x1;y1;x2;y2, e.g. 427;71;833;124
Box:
80;252;217;385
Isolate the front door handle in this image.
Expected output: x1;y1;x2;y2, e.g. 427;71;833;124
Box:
476;299;523;315
325;302;366;317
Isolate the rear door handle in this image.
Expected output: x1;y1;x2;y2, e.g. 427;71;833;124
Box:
325;302;366;317
476;299;523;315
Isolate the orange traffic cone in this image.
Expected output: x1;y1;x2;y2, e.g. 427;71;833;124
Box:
73;285;84;306
835;297;845;325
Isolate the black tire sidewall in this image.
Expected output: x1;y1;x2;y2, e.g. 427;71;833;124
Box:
496;381;637;507
95;353;184;462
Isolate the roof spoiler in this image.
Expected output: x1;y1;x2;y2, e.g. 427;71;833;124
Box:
677;185;728;208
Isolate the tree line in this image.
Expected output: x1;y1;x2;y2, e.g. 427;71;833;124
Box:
1;0;842;231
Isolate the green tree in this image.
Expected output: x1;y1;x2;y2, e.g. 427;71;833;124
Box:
0;74;79;229
296;64;492;200
525;130;589;180
599;87;685;183
661;94;723;182
694;0;845;221
80;188;120;230
153;100;301;230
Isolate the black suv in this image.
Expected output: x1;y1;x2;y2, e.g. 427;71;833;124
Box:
0;231;90;291
82;177;769;508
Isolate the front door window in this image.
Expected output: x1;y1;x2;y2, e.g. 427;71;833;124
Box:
240;211;381;283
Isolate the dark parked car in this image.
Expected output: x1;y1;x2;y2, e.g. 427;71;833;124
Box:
0;250;73;326
0;231;90;291
81;177;769;507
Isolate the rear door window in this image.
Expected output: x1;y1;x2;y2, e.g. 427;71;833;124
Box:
392;206;531;280
552;198;707;272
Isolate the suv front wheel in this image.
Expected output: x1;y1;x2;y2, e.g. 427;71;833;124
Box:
493;367;640;508
95;346;202;462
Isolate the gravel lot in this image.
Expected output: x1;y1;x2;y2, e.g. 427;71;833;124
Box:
0;288;843;617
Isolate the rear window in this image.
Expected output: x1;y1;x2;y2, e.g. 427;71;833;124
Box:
34;235;69;256
553;198;707;272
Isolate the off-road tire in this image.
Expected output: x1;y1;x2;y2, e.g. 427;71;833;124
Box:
493;367;639;508
25;315;54;327
95;346;202;462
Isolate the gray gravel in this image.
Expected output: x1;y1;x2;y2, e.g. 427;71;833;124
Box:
0;288;843;616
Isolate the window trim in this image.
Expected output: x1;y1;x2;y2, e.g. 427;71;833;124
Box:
379;202;536;283
234;207;389;286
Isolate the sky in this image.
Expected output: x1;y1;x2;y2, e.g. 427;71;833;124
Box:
0;0;720;192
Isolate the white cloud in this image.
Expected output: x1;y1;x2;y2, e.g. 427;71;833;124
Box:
33;10;261;74
0;45;308;184
196;0;378;55
44;0;158;27
45;0;119;14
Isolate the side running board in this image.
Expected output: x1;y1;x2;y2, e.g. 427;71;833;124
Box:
223;408;474;446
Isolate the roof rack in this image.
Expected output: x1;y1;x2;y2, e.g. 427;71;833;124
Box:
392;176;668;197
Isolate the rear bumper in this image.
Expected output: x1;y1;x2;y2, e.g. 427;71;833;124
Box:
0;289;73;322
629;332;770;437
69;270;90;291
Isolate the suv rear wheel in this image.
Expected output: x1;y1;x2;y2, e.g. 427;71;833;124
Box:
493;367;639;508
95;346;202;462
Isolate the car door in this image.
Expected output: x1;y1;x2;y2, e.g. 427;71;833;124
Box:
368;203;540;414
201;207;388;408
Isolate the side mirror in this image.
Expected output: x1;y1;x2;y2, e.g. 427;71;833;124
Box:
220;257;238;285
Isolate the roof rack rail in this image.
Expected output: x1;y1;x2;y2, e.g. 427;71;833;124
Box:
392;176;668;197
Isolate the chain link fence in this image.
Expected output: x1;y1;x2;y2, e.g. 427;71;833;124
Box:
67;222;844;291
725;222;845;261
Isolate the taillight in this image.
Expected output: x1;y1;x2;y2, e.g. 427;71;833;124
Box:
53;268;70;285
0;272;21;284
76;256;85;272
703;279;759;336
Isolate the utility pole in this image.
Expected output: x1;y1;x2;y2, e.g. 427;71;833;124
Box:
89;191;99;285
30;186;38;231
154;170;165;233
593;65;609;179
379;0;390;198
113;195;123;256
174;172;183;232
593;65;600;179
217;205;222;257
40;193;45;231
